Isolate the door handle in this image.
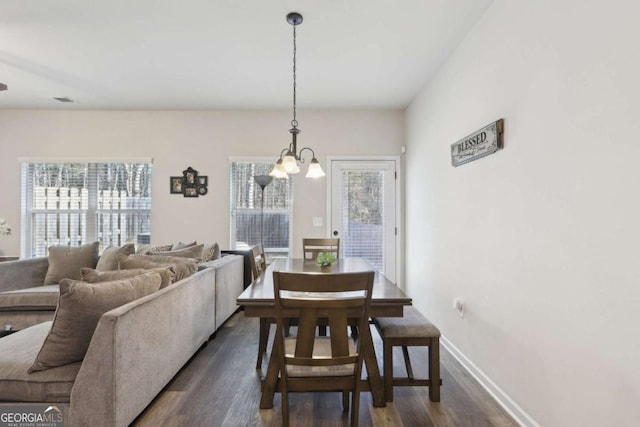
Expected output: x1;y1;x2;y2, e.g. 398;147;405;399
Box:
333;230;339;236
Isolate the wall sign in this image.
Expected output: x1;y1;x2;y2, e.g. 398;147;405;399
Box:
451;119;504;167
170;167;208;197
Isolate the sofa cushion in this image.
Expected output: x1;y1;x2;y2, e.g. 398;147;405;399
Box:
95;243;135;271
0;321;81;402
125;255;197;281
81;266;176;288
29;272;162;373
0;285;59;311
152;244;204;260
44;242;100;285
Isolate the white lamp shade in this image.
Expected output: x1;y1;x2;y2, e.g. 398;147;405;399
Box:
282;154;299;173
289;163;300;174
269;161;288;178
305;160;325;178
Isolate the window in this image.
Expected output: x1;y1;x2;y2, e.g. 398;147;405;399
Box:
230;159;292;257
20;160;152;258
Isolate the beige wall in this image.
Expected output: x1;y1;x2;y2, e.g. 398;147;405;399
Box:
406;0;640;426
0;110;403;258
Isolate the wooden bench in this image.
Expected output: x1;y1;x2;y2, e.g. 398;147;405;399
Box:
373;306;442;402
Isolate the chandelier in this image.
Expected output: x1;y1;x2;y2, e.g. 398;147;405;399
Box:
269;12;325;179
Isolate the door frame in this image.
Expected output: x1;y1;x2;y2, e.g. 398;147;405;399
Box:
326;155;403;288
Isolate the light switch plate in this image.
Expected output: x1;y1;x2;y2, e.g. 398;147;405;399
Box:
312;217;323;227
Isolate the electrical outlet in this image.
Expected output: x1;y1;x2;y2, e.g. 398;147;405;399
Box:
453;298;465;318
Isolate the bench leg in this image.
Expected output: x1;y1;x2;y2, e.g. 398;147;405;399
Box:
429;337;441;402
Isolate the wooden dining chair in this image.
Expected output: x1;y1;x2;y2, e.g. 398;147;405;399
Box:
250;245;267;280
272;270;374;427
249;245;272;369
302;238;340;261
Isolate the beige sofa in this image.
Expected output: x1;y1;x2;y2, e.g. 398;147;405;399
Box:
0;254;243;426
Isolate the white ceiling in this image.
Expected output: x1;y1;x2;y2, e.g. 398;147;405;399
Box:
0;0;492;110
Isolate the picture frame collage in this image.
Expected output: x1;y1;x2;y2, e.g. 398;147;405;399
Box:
170;167;208;197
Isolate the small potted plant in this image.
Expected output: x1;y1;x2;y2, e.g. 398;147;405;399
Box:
316;252;336;270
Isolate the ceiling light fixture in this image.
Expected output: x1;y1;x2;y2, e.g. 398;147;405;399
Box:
269;12;325;180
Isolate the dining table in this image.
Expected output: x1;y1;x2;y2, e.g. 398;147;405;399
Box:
236;257;412;408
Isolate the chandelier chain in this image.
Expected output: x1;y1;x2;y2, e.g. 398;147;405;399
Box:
292;24;297;128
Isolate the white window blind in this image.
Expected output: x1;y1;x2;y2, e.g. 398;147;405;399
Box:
230;160;292;257
341;169;385;271
20;161;152;258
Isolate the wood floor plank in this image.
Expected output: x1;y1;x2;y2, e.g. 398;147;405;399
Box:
134;391;186;426
441;352;516;427
368;401;407;427
132;312;519;427
393;387;436;427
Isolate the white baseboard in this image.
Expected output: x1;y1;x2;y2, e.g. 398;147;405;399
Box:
441;336;540;427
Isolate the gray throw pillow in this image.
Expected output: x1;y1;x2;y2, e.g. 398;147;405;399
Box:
125;254;197;281
29;272;162;372
135;244;172;255
152;244;204;260
201;243;221;262
95;243;135;271
81;266;176;288
172;241;197;250
44;242;100;285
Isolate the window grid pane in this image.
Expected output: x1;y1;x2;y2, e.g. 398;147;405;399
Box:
230;161;292;256
21;162;152;258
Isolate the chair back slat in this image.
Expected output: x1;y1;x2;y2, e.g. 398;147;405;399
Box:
275;271;369;293
328;308;350;357
302;238;340;260
295;309;319;358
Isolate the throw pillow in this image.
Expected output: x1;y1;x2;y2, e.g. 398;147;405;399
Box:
152;244;204;260
80;266;176;288
44;241;100;285
201;242;221;262
95;243;135;271
29;272;162;372
172;241;197;250
126;254;197;281
135;244;172;255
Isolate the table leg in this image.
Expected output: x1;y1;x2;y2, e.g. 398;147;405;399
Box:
361;323;386;407
259;331;281;409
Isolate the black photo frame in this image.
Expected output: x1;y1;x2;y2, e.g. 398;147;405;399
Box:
170;177;183;194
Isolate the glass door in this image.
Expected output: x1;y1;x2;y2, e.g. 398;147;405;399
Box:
330;160;397;282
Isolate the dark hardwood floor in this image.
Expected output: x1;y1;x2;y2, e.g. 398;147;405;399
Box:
132;312;518;427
